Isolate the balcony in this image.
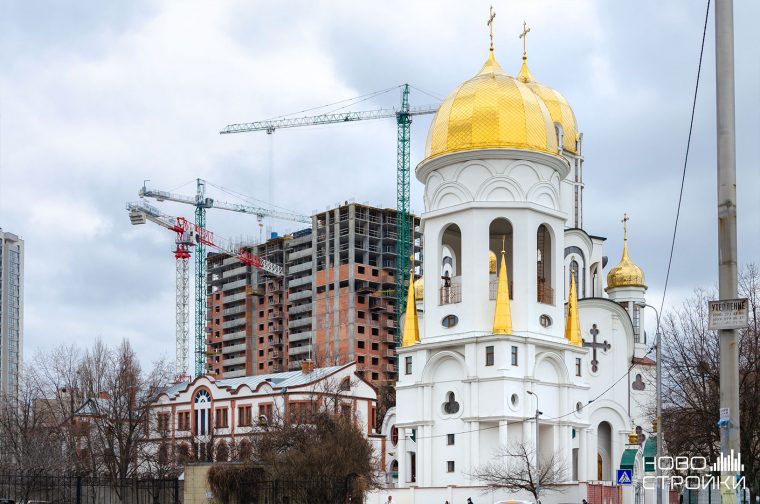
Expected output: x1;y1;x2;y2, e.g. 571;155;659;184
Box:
288;317;311;329
289;331;312;343
289;276;311;288
222;317;246;330
222;343;247;354
222;330;246;342
224;292;246;303
223;356;246;366
288;289;312;302
288;261;313;274
439;284;462;305
288;303;312;315
222;369;246;378
223;305;246;317
288;345;311;356
288;248;313;261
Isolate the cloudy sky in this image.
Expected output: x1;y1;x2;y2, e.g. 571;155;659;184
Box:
1;1;758;367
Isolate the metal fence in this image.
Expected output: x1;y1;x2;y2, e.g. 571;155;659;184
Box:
0;472;181;504
225;478;360;504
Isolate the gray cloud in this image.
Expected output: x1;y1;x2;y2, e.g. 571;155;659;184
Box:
0;0;757;365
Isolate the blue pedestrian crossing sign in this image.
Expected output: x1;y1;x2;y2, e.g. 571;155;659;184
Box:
616;469;633;485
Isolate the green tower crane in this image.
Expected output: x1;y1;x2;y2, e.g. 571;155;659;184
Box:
220;85;437;348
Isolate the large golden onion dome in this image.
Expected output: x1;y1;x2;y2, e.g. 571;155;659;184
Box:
606;215;646;290
517;58;579;154
424;50;558;161
414;276;424;300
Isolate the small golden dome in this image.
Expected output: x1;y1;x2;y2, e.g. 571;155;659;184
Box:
607;215;646;290
424;51;558;161
414;276;424;300
517;58;579;154
489;250;497;273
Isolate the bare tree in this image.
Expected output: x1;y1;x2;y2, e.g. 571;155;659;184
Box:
471;442;567;502
661;263;760;496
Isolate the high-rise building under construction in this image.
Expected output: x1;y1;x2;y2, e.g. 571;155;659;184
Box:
205;202;420;384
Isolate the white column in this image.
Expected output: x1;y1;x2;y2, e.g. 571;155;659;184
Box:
578;428;587;481
470;421;480;483
398;428;407;486
423;425;432;485
498;420;509;446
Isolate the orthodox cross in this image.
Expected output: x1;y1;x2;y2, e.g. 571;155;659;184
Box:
519;21;531;57
622;213;629;240
583;324;611;372
487;6;496;50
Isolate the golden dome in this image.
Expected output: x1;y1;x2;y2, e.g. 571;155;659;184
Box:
489;250;497;273
607;216;646;290
517;58;579;154
424;50;558;161
414;276;424;300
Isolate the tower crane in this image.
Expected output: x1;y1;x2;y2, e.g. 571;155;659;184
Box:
127;200;284;379
220;84;438;344
138;179;309;377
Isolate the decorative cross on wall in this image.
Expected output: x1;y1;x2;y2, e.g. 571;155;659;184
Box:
583;324;611;372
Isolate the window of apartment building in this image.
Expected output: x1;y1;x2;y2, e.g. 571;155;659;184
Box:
371;342;378;351
358;340;365;349
447;461;455;473
258;336;264;344
358;325;365;334
259;403;274;424
215;293;220;300
447;434;455;445
358;310;365;319
575;357;582;377
157;412;171;432
371;313;379;321
372;269;379;276
215;306;220;313
511;346;519;366
177;411;191;431
259;324;264;331
371;372;379;381
259;363;264;370
371;357;378;365
238;405;252;427
214;408;229;429
358;356;365;364
485;345;495;366
358;295;365;304
358;266;365;274
215;318;220;325
259;311;264;317
259;349;264;356
371;328;379;336
215;331;220;338
405;356;412;375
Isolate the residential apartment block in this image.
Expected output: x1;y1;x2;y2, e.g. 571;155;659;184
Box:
205;203;420;385
0;229;23;396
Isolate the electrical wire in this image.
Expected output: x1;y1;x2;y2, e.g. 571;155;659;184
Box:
259;85;402;122
409;84;443;102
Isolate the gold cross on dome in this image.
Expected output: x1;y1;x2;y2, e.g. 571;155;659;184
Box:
487;6;496;50
622;213;629;240
519;21;531;57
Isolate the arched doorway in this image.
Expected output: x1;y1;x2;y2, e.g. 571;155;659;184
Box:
597;421;612;480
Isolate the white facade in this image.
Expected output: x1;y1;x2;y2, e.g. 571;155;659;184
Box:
383;99;656;504
148;363;379;461
0;229;23;397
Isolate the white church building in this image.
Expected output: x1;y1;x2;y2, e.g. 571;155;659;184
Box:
376;31;658;504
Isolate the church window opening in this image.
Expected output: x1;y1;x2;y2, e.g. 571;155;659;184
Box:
489;218;514;300
442;314;458;328
539;314;552;328
575;358;582;376
391;425;399;446
447;461;455;473
511;346;519;366
405;356;413;375
570;259;580;295
485;345;494;366
442;392;460;415
440;224;462;305
575;401;583;413
510;393;519;407
447;434;455;445
537;225;554;304
632;304;641;343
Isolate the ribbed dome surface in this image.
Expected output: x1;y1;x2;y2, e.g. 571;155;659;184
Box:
424;51;558;161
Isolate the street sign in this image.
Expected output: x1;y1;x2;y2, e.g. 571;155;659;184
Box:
720;407;730;421
617;469;633;485
708;298;749;330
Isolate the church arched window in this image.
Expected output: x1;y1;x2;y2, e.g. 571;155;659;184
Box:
570;259;580;295
489;218;513;300
440;224;462;305
537;224;554;304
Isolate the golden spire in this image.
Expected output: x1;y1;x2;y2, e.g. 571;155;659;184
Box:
606;213;646;290
492;237;513;334
517;21;535;83
565;267;582;346
402;262;420;347
487;6;496;51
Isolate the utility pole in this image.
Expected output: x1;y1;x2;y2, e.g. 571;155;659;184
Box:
527;390;542;497
715;0;741;500
639;303;663;504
